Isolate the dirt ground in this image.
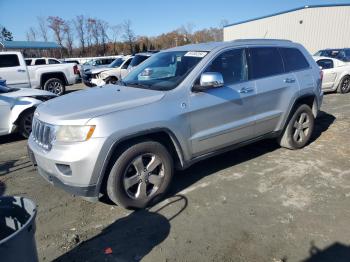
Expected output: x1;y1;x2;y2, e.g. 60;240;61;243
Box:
1;90;350;262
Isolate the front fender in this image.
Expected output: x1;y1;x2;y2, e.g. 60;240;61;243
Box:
9;97;40;128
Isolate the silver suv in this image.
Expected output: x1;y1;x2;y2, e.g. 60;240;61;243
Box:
28;39;323;209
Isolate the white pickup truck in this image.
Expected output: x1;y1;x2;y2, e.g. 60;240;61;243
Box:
0;51;81;95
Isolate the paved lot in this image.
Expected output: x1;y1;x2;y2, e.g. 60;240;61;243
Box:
1;91;350;262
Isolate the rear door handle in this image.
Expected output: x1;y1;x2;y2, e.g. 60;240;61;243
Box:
284;78;296;83
239;87;254;93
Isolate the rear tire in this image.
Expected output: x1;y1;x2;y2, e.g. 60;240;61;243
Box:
106;141;174;209
278;104;314;150
337;75;350;94
44;78;66;95
18;109;34;138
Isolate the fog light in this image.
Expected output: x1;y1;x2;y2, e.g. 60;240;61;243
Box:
56;164;72;176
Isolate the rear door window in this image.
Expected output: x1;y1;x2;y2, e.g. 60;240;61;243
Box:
48;59;60;64
25;59;32;65
248;47;284;79
0;54;20;67
35;59;46;65
279;48;309;72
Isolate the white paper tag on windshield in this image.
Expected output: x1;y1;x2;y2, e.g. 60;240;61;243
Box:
184;51;207;58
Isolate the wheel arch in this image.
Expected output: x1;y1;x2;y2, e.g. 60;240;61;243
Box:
40;72;68;88
96;128;185;195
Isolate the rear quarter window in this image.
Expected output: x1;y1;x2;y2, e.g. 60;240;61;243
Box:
279;48;309;72
316;59;334;69
0;54;20;67
248;47;284;79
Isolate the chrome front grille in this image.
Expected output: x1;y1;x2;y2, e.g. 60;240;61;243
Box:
32;118;54;150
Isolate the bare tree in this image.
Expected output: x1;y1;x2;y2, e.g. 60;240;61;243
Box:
47;16;65;47
110;24;122;54
97;19;109;55
74;15;86;55
37;16;49;41
26;27;37;41
63;21;74;56
219;19;229;28
122;20;135;54
178;22;195;43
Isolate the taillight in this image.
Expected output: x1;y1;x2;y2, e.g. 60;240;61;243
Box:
73;65;80;75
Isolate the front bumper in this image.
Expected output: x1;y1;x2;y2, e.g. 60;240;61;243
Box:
28;135;106;199
91;78;106;86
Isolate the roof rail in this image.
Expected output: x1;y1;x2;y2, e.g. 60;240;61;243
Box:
233;39;292;42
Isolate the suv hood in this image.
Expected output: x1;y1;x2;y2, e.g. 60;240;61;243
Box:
36;85;165;124
90;67;111;74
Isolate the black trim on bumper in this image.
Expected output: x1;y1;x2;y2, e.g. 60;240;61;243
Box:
37;167;99;198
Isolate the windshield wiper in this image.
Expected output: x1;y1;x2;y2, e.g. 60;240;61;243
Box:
125;82;152;89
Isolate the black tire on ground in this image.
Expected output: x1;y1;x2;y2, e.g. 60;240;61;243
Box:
337;75;350;94
18;109;34;138
105;76;118;85
106;141;174;209
43;78;66;95
278;104;315;150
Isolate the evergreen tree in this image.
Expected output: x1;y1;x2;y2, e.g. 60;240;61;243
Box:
0;26;14;41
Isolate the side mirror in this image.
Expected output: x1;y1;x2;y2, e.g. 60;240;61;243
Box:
193;72;224;92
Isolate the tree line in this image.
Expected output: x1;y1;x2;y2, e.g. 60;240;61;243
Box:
23;16;227;58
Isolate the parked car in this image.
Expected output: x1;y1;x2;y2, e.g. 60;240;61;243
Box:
87;56;133;86
81;57;117;73
314;48;350;62
127;52;155;72
0;79;57;138
25;57;62;66
28;39;323;209
313;56;350;93
0;51;81;95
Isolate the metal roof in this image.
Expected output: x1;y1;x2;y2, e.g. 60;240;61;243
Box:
0;41;61;49
224;4;350;28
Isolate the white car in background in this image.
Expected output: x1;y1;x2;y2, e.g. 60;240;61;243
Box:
89;56;134;86
313;56;350;93
25;57;62;66
0;80;57;138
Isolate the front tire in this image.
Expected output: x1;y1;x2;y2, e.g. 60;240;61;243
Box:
278;104;314;150
106;141;174;209
337;75;350;94
105;76;118;85
44;78;66;95
18;109;34;138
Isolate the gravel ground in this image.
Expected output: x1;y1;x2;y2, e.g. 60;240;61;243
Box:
1;90;350;262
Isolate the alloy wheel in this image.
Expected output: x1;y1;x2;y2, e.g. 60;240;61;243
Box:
123;153;164;200
292;112;311;143
47;81;63;95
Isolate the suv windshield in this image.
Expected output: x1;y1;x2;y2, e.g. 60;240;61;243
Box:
122;51;207;91
108;58;124;68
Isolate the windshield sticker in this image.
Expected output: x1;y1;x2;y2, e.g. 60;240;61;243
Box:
184;51;208;58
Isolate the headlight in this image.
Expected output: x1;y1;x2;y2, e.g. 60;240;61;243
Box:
55;125;96;142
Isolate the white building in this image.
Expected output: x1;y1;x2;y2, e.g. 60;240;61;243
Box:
223;4;350;53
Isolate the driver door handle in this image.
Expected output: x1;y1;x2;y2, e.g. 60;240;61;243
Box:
284;78;296;83
239;87;254;94
17;69;26;73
